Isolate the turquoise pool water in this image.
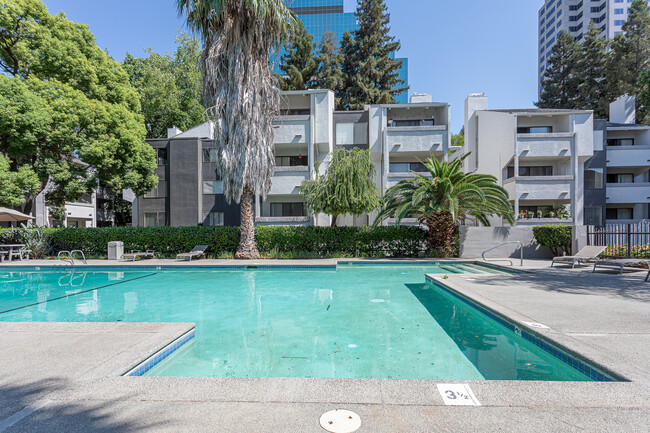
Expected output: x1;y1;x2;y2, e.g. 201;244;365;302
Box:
0;264;592;381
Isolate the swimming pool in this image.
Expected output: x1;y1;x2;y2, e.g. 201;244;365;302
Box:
0;263;607;381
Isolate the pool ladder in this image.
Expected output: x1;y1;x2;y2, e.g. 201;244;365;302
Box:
57;250;87;266
482;241;523;267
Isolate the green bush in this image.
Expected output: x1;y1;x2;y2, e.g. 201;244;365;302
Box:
532;225;572;256
0;225;431;258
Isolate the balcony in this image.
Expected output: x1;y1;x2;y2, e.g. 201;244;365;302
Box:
606;145;650;168
606;183;650;204
385;125;447;153
516;133;573;158
255;216;311;226
273;119;309;145
386;172;431;189
268;170;310;195
507;175;574;201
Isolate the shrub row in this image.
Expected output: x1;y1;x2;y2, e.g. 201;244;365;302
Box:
1;225;429;258
532;225;573;256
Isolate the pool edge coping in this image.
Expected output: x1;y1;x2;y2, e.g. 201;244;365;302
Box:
425;274;628;383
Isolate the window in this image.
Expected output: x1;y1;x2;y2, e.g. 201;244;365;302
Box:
270;202;306;217
275;155;308;167
614;19;625;25
614;8;624;13
203;148;219;163
585;207;603;226
203;212;224;226
389;162;428;173
336;123;355;145
606;208;633;220
607;173;634;184
607;138;634;147
517;126;553;134
279;108;310;116
144;212;166;227
144;180;168;198
202;180;224;195
156;148;168;166
507;166;553;178
585;168;604;189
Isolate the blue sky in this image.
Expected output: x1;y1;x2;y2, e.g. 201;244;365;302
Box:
43;0;543;133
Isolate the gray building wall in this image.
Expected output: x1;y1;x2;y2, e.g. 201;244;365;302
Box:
583;119;607;226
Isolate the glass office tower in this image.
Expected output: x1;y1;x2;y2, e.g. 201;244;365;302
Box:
276;0;409;103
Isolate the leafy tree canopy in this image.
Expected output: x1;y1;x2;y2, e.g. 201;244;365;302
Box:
301;148;382;227
0;0;156;212
537;31;581;109
276;20;317;91
123;32;206;138
340;0;408;110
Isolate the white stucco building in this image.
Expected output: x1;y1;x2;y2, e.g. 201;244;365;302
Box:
463;93;595;226
256;89;458;227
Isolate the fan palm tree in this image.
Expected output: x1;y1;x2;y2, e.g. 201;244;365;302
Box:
374;153;515;256
176;0;295;259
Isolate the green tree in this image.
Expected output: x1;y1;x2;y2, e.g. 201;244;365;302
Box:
639;70;650;123
276;20;317;91
123;32;206;139
537;31;581;109
0;0;156;214
451;126;464;147
576;22;608;117
374;154;514;256
606;0;650;119
300;148;382;227
312;31;344;100
176;0;295;259
338;31;357;110
343;0;408;110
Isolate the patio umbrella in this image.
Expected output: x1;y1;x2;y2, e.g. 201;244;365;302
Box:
0;207;35;222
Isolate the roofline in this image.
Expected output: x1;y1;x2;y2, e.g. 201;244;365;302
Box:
607;125;650;130
479;109;594;116
280;89;334;95
374;102;449;109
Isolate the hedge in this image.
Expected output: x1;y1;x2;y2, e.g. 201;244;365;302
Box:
1;225;429;258
532;225;572;256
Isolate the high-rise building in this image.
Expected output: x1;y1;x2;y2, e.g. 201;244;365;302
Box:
538;0;650;91
276;0;409;103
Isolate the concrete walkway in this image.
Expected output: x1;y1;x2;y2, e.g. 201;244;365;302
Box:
0;259;648;432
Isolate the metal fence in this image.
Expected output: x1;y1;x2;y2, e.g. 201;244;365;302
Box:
587;221;650;258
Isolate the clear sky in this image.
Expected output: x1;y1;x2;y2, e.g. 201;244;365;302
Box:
43;0;543;133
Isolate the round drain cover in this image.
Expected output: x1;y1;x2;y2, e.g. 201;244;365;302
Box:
319;409;361;433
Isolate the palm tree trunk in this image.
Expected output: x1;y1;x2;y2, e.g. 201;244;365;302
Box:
427;212;457;257
235;185;260;260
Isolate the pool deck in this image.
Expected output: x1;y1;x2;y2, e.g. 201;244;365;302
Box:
0;259;648;432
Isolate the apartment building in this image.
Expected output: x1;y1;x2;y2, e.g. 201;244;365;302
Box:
31;189;97;228
584;95;650;224
538;0;650;88
464;94;595;226
134;90;455;228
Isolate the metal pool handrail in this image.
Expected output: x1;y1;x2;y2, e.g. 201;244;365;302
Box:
482;241;523;267
71;250;87;265
58;251;74;265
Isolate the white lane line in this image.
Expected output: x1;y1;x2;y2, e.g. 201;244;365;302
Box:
0;399;52;432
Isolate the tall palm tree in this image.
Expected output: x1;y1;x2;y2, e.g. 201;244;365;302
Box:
374;153;514;256
176;0;295;259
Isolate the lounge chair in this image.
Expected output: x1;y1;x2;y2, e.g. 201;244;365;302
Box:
593;258;650;275
121;250;156;262
551;246;607;268
176;245;209;262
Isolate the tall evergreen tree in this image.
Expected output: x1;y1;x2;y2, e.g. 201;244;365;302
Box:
343;0;408;110
576;22;608;117
312;31;344;101
537;31;581;109
606;0;650;119
276;21;317;91
338;31;358;110
639;70;650;124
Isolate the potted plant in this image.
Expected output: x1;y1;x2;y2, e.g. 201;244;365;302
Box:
536;210;543;219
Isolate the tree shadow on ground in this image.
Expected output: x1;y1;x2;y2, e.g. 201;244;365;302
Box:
0;377;167;432
471;267;650;303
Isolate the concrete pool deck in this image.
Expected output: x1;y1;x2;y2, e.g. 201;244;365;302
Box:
0;259;648;432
